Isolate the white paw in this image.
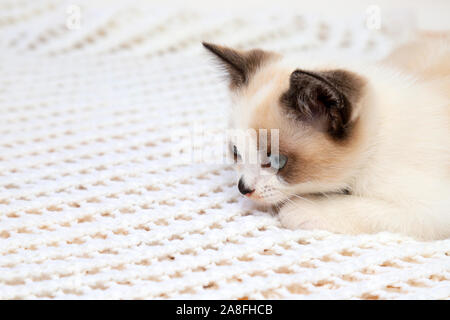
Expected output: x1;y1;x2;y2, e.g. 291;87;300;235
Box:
278;204;326;231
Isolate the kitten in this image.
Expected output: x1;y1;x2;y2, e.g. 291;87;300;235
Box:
203;32;450;240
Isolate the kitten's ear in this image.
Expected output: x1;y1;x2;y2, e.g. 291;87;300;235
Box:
281;69;366;139
202;42;274;89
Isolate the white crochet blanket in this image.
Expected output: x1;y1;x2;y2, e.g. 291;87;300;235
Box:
0;0;449;299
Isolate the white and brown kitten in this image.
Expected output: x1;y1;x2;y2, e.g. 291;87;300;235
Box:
203;32;450;240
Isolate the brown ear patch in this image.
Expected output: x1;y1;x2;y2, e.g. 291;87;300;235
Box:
280;69;366;140
202;42;275;89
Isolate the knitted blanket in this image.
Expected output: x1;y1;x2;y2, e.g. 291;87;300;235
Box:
0;0;449;299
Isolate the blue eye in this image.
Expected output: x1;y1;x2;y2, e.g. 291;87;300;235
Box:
270;154;288;170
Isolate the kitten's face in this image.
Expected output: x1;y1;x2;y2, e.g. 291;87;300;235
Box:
203;43;367;205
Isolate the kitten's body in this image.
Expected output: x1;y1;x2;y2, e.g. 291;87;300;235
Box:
204;32;450;240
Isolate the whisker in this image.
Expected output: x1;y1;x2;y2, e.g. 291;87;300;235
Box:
320;191;331;199
279;190;316;205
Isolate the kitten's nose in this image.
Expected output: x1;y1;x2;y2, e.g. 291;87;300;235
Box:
238;177;254;195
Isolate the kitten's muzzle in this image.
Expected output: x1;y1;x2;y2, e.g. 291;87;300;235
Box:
238;177;254;196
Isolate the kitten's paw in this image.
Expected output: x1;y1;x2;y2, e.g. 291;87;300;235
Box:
278;204;326;231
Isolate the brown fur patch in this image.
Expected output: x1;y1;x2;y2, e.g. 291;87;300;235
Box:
246;66;366;185
249;104;361;185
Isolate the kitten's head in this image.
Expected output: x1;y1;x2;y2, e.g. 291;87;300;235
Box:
203;42;368;205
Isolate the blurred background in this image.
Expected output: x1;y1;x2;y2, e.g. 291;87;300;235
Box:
162;0;450;30
1;0;449;57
